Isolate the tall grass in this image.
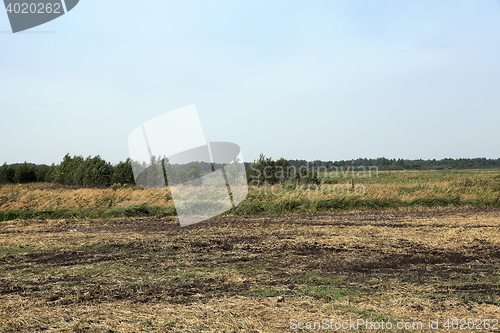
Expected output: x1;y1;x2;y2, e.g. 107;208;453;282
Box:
0;183;175;221
1;169;499;221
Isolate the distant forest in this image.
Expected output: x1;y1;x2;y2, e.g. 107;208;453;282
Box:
1;154;499;187
288;157;500;171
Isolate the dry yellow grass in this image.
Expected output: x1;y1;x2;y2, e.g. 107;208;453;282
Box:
0;183;173;212
1;169;500;220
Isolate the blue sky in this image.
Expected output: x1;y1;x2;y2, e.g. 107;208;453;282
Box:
1;0;499;164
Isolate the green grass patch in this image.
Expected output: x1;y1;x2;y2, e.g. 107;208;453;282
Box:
0;204;176;222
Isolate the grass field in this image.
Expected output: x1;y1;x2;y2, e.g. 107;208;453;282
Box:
1;208;500;332
1;170;500;332
1;169;500;221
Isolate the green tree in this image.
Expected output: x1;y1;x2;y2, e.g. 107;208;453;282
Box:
0;163;15;184
134;156;165;189
182;162;203;186
13;162;36;183
247;154;291;186
275;158;291;182
44;164;61;184
83;155;112;187
111;158;135;185
35;165;51;182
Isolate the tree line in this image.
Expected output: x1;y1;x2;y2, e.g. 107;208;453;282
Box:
288;157;500;171
0;154;135;187
1;154;499;187
0;154;226;188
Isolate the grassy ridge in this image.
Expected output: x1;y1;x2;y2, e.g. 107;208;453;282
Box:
1;169;499;221
231;195;500;216
2;196;500;222
0;204;176;222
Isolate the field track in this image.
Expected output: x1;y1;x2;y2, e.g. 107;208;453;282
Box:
1;208;500;332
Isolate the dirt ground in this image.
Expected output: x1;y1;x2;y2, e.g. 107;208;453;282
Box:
1;208;500;332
